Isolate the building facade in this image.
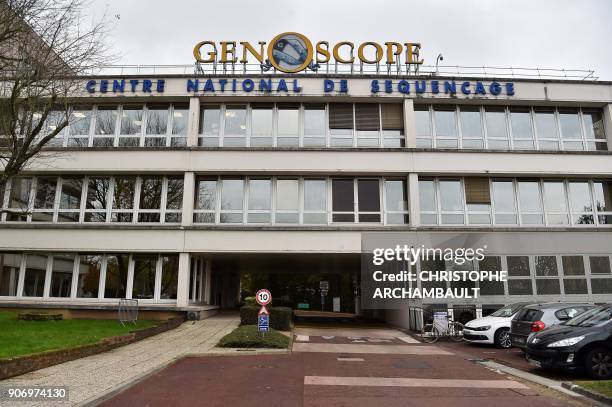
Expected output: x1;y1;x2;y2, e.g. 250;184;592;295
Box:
1;71;612;324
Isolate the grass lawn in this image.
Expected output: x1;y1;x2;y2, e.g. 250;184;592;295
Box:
0;311;156;359
218;325;290;349
574;380;612;398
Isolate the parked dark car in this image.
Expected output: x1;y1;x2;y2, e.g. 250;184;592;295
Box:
525;305;612;379
510;303;594;350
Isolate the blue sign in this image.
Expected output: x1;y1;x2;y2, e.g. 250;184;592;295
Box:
258;314;269;332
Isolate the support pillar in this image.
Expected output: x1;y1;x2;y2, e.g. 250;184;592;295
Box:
603;104;612;151
181;172;195;227
204;260;212;305
403;98;416;148
187;97;200;147
408;173;420;227
176;252;190;307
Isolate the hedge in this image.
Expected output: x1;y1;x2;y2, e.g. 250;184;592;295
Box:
240;305;292;331
217;325;289;349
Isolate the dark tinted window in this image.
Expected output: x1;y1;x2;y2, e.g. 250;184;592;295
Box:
516;308;542;322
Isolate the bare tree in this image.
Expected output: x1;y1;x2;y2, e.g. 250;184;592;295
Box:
0;0;112;193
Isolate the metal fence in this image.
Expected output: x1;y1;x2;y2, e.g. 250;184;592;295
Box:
118;299;138;326
405;304;479;332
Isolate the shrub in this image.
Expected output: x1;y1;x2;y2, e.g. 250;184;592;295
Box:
243;296;257;306
218;325;289;349
240;305;293;331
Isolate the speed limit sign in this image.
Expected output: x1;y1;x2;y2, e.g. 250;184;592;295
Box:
255;289;272;306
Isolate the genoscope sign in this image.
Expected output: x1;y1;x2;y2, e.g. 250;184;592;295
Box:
193;32;424;73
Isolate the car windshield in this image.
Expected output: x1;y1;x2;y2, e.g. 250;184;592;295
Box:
490;303;525;318
564;307;612;327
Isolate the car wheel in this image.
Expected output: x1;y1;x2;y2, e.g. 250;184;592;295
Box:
585;348;612;380
494;328;512;349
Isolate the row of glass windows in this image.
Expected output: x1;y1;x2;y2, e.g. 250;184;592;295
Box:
419;178;612;227
194;177;409;225
38;105;189;148
0;253;178;300
199;103;405;148
0;176;183;223
415;106;606;151
415;254;612;297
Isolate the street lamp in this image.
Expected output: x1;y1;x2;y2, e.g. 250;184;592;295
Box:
435;54;444;76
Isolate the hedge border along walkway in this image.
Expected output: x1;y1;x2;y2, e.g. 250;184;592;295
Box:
0;317;184;380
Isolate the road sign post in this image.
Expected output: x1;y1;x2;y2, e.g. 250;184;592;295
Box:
256;289;272;336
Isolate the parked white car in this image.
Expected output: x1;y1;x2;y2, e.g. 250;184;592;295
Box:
463;303;532;348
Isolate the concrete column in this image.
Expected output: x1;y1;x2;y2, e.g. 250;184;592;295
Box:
187;97;200;147
403;98;416;148
176;252;190;307
181;172;195;227
603;104;612;151
408;173;420;227
204;260;212;305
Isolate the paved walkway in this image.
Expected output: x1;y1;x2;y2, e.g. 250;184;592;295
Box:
0;313;240;407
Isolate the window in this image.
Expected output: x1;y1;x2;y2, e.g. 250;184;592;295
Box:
535;256;559;295
558;110;583;150
58;177;82;222
0;253;21;296
199;105;221;146
277;105;299;147
510;109;534;150
76;254;101;298
517;180;543;224
250;104;273;147
112;177;135;222
138;177;162;222
508;279;533;295
459;107;483;149
355;104;380;147
223;106;247;147
357;179;380;222
589;256;611;275
276;179;299;223
593;181;612;225
145;105;168;147
562;256;585;276
329;104;353;147
562;255;587;295
568;181;594;225
332;179;355;222
485;108;508;149
160;255;179;300
23;254;47;297
478;256;504;295
543;181;569;225
247;179;271;223
464;177;491;224
303;104;326;147
194;178;217;223
67;107;92;147
534;109;559;150
170;105;188;146
119;106;143;146
381;104;404;147
85;177;109;222
508;256;530;276
303;179;327;224
385;179;408;224
583;110;607;151
7;177;32;221
415;106;431;148
50;254;74;298
94;106;117;147
32;176;57;222
438;180;464;224
419;178;437;225
165;177;183;223
131;255;156;300
220;179;244;223
105;255;128;298
433;107;457;148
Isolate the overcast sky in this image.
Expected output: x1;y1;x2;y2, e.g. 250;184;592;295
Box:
88;0;612;80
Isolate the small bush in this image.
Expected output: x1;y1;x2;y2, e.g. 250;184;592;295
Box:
240;306;293;331
218;325;289;348
243;296;257;306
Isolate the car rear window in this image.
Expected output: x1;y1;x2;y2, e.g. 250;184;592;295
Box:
516;308;543;322
555;306;588;320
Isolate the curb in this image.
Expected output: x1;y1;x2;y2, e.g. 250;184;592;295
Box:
562;382;612;406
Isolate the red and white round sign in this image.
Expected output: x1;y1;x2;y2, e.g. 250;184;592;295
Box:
255;289;272;306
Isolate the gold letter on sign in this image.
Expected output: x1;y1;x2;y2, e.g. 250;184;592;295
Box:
333;42;355;63
385;42;403;64
316;41;331;63
404;43;424;64
240;41;266;64
220;42;238;63
193;41;217;63
357;42;383;64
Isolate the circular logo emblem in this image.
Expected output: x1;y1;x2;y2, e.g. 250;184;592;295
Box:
255;289;272;306
267;32;313;73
